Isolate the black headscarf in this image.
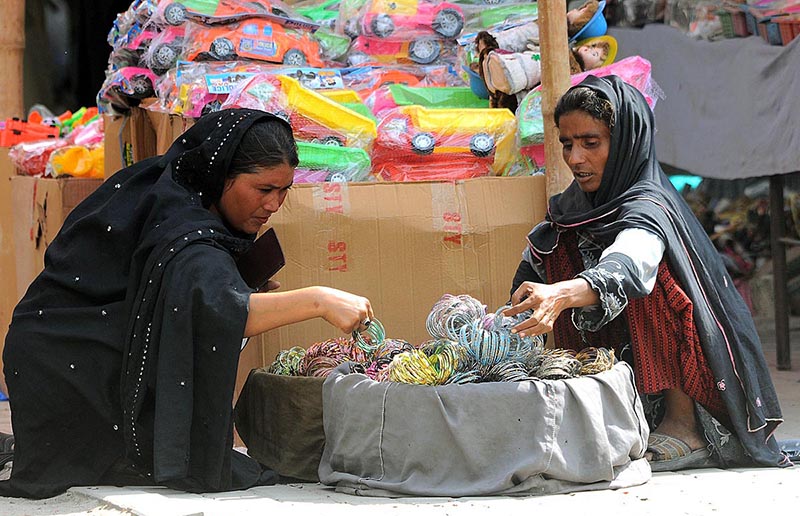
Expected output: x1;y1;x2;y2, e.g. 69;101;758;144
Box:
527;75;787;467
2;109;287;498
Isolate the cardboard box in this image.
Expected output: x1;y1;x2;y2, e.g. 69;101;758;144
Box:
10;176;104;300
260;175;547;361
103;107;158;179
103;113;129;176
147;109;195;155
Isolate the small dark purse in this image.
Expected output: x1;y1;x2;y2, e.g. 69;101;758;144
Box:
236;227;285;292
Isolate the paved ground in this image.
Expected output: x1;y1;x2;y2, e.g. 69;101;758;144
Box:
1;316;799;515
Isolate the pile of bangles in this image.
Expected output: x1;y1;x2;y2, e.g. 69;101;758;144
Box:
267;294;617;385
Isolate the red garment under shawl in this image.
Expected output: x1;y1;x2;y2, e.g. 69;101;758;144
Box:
542;230;726;421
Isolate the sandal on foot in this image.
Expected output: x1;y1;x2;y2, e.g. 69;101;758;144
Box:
647;432;713;472
0;432;14;453
0;432;14;467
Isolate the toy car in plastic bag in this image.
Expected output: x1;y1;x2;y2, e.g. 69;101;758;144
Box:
372;104;516;181
222;74;377;149
361;0;465;39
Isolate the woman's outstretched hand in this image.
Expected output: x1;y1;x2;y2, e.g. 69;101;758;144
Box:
316;287;374;334
503;281;569;337
503;278;600;337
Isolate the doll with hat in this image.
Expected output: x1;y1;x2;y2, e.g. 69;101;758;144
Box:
482;35;617;98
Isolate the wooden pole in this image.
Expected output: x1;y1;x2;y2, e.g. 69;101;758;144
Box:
539;0;574;198
0;0;25;118
770;174;792;370
0;0;24;397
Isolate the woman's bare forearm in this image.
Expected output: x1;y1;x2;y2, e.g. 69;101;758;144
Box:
244;287;323;337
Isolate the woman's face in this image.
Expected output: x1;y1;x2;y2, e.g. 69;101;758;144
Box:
213;163;294;234
558;110;611;193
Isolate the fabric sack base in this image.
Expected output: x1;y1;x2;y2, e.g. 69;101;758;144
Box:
319;362;651;497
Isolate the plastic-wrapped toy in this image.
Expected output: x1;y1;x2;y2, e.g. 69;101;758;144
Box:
9;139;67;176
144;25;188;74
481;35;617;96
366;82;488;118
151;60;270;117
371;104;516;181
99;66;159;112
312;27;352;61
107;0;157;49
0;118;60;147
18;106;99;138
341;63;460;103
222;74;377;149
337;0;370;37
109;25;156;69
461;2;540;34
467;0;608;111
296;0;342;30
47;145;105;179
66;117;104;147
343;66;422;99
8;110;103;176
360;0;464;40
155;0;295;26
294;140;372;183
348;34;457;65
173;18;325;67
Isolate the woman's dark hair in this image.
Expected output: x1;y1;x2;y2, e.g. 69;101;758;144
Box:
227;116;299;180
554;86;615;130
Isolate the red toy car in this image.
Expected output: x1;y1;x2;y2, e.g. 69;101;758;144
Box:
349;35;443;65
362;0;464;39
371;105;516;181
149;19;324;70
160;0;290;26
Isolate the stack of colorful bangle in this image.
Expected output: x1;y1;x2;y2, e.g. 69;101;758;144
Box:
364;338;415;381
266;295;617;383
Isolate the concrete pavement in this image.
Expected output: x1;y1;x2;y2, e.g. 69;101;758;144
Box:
70;467;800;516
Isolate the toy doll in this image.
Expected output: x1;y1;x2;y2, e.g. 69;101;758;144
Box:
482;36;615;98
472;0;604;110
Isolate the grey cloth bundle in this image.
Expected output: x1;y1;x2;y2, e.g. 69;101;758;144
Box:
319;362;651;497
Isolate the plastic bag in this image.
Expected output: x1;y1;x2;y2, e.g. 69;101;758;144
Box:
371;104;516;181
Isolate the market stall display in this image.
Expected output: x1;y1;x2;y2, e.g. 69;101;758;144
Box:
237;293;648;493
3;107;104;178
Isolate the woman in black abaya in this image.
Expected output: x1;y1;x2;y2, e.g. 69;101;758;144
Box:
1;109;373;498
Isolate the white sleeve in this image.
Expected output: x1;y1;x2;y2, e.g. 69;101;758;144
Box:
600;228;665;295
